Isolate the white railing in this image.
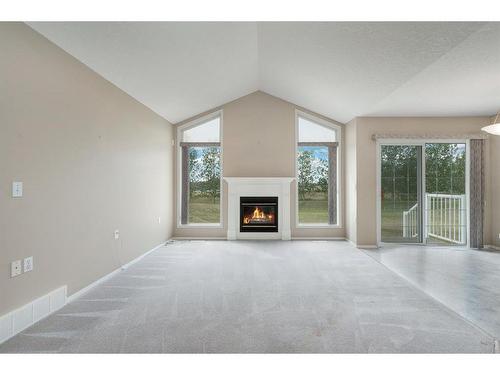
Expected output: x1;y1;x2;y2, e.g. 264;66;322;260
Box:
426;193;466;245
402;194;466;244
402;203;419;239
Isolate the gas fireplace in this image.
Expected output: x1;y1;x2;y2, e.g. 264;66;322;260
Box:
240;196;278;232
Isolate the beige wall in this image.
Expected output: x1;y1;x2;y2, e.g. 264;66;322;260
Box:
345;118;358;244
353;116;492;247
174;91;346;238
0;23;174;315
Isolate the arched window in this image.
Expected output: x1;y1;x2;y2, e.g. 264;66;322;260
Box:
177;112;222;226
296;112;340;226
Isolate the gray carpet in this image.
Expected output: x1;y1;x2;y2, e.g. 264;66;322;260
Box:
0;240;495;353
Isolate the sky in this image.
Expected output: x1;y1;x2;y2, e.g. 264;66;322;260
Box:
299;146;328;161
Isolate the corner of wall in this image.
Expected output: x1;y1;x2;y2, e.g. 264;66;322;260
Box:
345;118;358;244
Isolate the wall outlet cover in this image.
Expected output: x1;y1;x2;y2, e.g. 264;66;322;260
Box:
11;260;22;278
23;256;33;273
12;181;23;198
114;230;120;240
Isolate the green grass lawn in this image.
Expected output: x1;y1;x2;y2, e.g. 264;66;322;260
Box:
381;203;417;242
298;192;329;224
188;193;331;225
188;195;220;224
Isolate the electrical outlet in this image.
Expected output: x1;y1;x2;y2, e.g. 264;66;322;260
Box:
114;229;120;240
23;256;33;273
158;217;161;224
11;260;22;278
12;181;23;197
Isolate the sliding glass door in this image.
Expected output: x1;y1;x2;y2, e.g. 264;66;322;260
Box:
424;143;467;245
381;145;422;243
380;142;467;246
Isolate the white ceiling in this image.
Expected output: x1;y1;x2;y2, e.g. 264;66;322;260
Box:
28;22;500;124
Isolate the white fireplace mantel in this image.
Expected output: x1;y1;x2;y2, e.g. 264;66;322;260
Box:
223;177;295;240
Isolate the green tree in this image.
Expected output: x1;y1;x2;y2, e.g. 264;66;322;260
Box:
188;148;200;198
298;149;314;201
426;144;465;194
199;147;221;203
316;158;329;193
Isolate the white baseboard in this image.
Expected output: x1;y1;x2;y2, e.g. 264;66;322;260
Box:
68;241;167;302
173;236;348;241
171;237;227;240
0;286;67;345
485;244;500;251
346;239;379;249
0;240;167;346
291;237;347;241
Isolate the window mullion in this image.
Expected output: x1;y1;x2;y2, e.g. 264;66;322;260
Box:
328;145;337;225
181;145;190;225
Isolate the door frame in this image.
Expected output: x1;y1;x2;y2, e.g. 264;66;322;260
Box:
376;138;470;248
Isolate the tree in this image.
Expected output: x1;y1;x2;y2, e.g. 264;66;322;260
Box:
199;147;221;202
297;149;314;200
317;158;329;194
188;148;200;198
425;144;465;194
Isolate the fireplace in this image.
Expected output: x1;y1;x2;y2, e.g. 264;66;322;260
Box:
240;196;278;232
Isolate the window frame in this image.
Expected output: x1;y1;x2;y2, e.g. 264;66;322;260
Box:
295;110;342;228
176;110;223;228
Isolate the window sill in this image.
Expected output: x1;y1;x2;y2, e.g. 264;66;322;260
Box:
296;224;343;229
177;223;223;229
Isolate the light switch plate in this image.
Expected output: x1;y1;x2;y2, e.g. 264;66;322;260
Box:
23;256;33;273
11;260;22;278
12;182;23;197
114;230;120;240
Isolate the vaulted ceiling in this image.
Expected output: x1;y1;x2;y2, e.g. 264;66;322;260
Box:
28;22;500;124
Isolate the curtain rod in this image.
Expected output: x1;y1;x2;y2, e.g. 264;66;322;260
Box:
371;133;488;141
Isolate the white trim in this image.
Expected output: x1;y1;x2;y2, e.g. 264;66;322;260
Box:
376;139;382;247
376;138;470;248
171;237;227;240
172;236;349;241
465;139;471;249
0;286;67;345
291;237;346;241
224;177;294;240
372;133;488;140
346;238;379;249
68;241;166;303
294;109;342;229
176;110;224;229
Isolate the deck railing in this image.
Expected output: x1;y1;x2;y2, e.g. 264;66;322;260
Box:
402;203;419;239
402;193;466;244
426;193;466;244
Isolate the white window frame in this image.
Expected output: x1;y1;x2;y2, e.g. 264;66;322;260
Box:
375;138;470;248
176;110;224;228
295;110;342;228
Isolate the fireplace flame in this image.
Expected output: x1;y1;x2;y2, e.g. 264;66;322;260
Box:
243;206;274;224
252;207;264;219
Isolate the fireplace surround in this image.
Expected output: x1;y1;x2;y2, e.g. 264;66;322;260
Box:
224;177;294;240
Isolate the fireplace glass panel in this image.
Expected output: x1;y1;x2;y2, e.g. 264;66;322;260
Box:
240;197;278;232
